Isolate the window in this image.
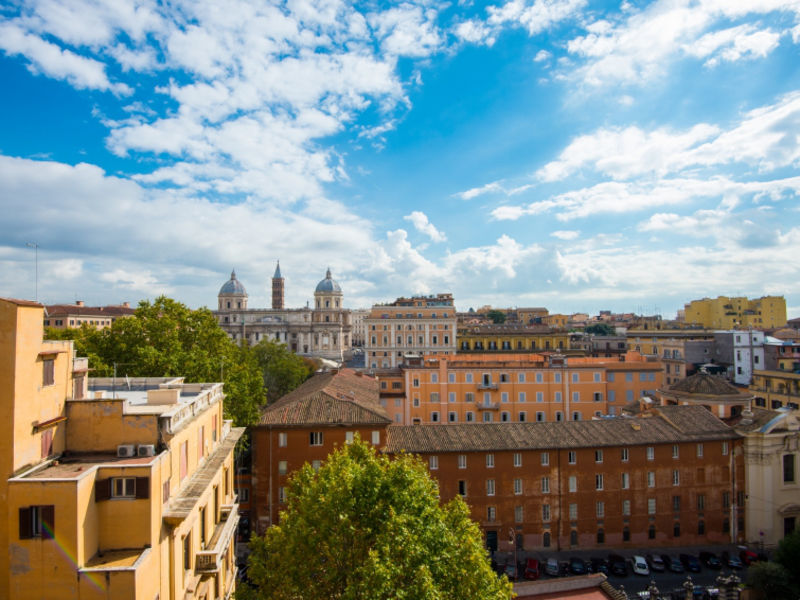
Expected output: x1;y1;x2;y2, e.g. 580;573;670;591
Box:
465;392;474;403
518;373;525;383
458;480;467;496
19;505;55;539
458;454;467;469
541;452;549;466
513;452;522;467
518;411;526;422
622;500;631;516
311;460;321;471
697;520;705;535
621;448;629;462
536;372;543;383
648;525;656;540
371;431;380;445
672;444;679;458
595;450;603;463
621;472;630;489
542;504;551;521
500;411;510;422
568;476;577;492
697;443;704;458
183;533;192;570
672;470;680;486
430;392;439;403
556;411;563;421
608;390;615;402
482;411;492;423
42;358;55;387
431;373;438;383
487;506;496;522
486;454;495;468
278;487;286;503
536;411;545;422
429;456;439;470
278;460;288;475
569;503;578;520
672;496;681;512
722;441;729;456
648;498;656;514
310;432;323;446
518;392;526;403
514;478;523;495
623;526;630;541
501;392;509;403
572;392;580;403
596;501;605;518
697;494;705;510
595;473;604;490
568;451;576;464
722;492;730;509
413;397;420;407
541;476;549;493
515;506;523;523
784;454;796;483
607;372;615;382
465;373;473;383
536;391;543;403
448;372;456;383
466;411;474;422
647;446;654;460
554;391;562;403
180;441;188;481
431;411;440;422
448;392;456;403
647;472;655;487
345;431;354;443
572;372;579;383
597;528;605;544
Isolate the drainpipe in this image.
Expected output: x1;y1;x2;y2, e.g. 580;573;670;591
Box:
556;449;562;551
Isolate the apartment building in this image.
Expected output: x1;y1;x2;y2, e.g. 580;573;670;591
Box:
683;295;786;329
44;301;135;329
713;330;766;385
763;332;800;371
457;324;570;354
750;370;800;409
401;353;662;425
626;329;716;386
251;369;744;554
364;293;457;368
1;297;243;600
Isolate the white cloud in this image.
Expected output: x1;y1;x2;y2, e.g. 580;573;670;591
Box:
403;211;447;242
455;181;505;200
368;5;442;58
534;49;552;62
487;0;587;36
551;230;579;240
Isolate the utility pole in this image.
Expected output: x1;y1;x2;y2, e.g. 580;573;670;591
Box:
26;242;38;302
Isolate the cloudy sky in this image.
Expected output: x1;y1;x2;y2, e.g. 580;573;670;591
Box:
1;0;799;318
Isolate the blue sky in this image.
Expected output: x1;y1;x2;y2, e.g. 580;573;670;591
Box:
1;0;799;319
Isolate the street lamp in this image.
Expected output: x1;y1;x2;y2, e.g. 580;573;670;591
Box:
25;242;38;302
509;528;518;578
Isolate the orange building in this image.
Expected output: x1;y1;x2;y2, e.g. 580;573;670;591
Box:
251;370;744;554
44;301;135;329
401;352;662;425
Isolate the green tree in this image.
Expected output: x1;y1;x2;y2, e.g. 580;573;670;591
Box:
746;560;797;600
239;439;513;600
774;526;800;590
251;339;315;404
485;310;506;324
46;296;264;426
585;323;615;336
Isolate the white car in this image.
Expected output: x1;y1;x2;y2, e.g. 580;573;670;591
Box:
631;555;650;576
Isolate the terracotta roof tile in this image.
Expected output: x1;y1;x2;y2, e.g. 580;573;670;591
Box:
258;369;391;426
385;406;736;453
668;372;741;395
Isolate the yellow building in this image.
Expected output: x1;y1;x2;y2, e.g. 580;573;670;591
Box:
683;295;787;329
1;297;243;600
457;324;570;353
750;370;800;410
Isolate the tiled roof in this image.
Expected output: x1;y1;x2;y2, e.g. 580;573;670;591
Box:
258;369;391;426
45;304;135;317
385;406;736;453
1;297;42;307
668;372;744;396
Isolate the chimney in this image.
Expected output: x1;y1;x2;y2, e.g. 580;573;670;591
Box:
76;300;84;307
122;302;130;308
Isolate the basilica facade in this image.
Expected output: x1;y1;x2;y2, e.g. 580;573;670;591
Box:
214;263;352;361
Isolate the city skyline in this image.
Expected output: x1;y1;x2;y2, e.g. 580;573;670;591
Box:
1;0;799;317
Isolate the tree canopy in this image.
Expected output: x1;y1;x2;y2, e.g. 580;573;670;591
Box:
485;309;506;324
46;296;267;426
584;323;616;336
240;439;513;600
747;528;800;600
251;339;316;404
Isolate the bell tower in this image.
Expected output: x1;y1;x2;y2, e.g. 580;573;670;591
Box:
272;261;284;310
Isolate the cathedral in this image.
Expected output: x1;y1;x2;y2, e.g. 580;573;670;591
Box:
214;263;352;361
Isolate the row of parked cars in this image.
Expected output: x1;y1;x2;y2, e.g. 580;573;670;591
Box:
496;548;757;581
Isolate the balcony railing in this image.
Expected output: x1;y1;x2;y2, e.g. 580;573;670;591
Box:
477;383;498;390
481;402;501;410
196;502;240;574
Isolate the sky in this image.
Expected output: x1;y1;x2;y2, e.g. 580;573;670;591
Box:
1;0;799;319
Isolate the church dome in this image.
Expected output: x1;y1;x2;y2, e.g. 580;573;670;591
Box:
315;268;342;293
219;270;247;296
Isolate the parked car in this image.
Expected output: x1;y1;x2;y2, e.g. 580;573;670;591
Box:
680;553;702;573
661;554;684;573
699;552;722;570
739;547;759;566
569;556;587;575
721;551;743;570
504;560;519;580
608;554;628;576
544;557;560;577
646;554;665;572
524;558;540;580
631;555;650;576
591;557;610;575
558;561;570;577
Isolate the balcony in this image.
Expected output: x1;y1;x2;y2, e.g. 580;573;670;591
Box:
477;383;498;390
480;401;501;410
196;501;240;574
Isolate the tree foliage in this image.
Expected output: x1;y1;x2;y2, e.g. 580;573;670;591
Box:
251;338;315;404
485;310;506;324
585;323;616;336
46;296;265;426
746;560;797;600
239;439;513;600
774;527;800;590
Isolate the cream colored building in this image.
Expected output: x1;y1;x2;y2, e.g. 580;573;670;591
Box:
364;293;457;369
1;297;243;600
214;266;351;361
735;407;800;547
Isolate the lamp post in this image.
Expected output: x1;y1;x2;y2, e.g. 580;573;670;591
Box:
509;528;518;578
25;242;38;302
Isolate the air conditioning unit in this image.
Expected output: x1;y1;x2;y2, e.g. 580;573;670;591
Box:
117;444;136;458
137;444;156;457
